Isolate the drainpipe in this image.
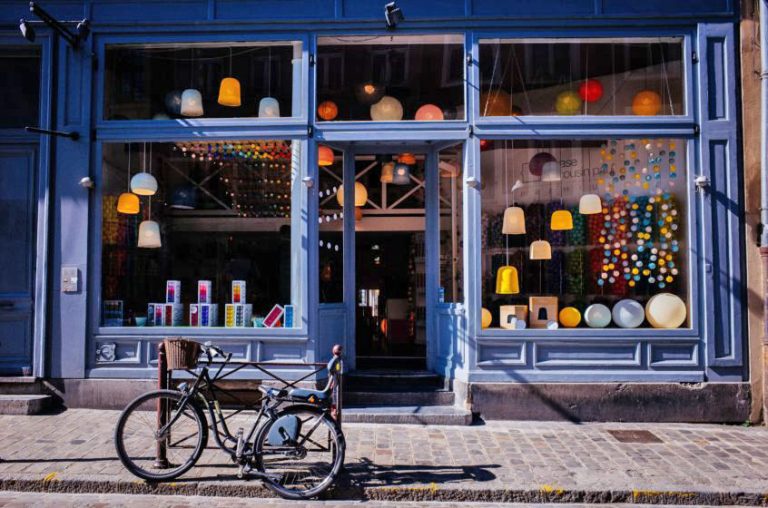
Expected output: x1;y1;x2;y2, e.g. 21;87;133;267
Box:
760;0;768;420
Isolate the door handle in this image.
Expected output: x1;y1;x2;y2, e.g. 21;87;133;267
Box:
0;301;15;309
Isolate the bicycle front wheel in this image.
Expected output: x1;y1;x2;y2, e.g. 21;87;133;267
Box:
115;389;207;481
254;405;345;500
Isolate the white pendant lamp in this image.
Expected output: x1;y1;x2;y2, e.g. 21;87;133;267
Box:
392;163;411;185
180;89;204;117
529;240;552;260
138;220;162;248
380;161;395;183
258;97;280;118
541;160;561;182
130;143;157;196
502;206;526;234
579;194;602;214
370;96;404;121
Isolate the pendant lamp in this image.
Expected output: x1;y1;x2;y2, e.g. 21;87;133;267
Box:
258;97;280;118
398;153;416;165
318;146;334;166
392;163;411;185
130;143;157;196
529;240;552;260
180;89;204;117
579;194;602;214
218;48;241;107
541;160;561;182
415;104;444;121
550;210;574;230
495;266;520;294
380;161;395;183
317;100;339;121
370;96;404;121
117;143;140;214
138;220;162;248
355;82;384;105
336;181;368;207
502;206;526;234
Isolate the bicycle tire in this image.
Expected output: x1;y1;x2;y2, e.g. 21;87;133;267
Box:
115;389;208;481
253;404;345;500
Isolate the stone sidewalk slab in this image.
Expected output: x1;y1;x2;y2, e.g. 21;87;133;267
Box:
0;410;767;504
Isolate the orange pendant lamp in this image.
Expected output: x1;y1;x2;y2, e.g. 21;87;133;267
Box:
318;145;335;166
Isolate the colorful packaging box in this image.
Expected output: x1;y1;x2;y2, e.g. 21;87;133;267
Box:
283;305;294;328
164;303;184;326
197;280;212;304
165;280;181;304
190;303;218;327
147;303;156;327
231;280;246;304
263;304;284;328
103;300;124;327
225;304;253;327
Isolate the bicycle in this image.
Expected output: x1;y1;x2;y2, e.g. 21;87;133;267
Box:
114;340;345;500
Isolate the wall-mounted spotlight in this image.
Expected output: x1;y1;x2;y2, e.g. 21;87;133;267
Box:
384;2;404;30
19;2;90;49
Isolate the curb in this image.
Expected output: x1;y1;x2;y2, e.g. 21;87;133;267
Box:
1;478;767;505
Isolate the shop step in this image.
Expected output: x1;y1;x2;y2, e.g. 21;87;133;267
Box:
0;394;51;415
0;377;44;395
342;405;473;425
344;370;445;390
344;388;455;407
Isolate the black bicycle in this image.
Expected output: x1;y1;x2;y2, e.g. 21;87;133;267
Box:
114;341;345;500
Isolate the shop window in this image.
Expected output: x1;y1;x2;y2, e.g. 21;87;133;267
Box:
478;38;684;117
439;146;464;303
480;139;689;331
318;146;343;303
316;35;464;122
0;46;40;128
104;42;301;120
100;139;301;329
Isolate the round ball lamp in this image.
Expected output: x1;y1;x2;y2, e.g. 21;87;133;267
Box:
578;79;604;103
480;90;512;116
529;240;552;260
555;90;582;115
584;303;611;328
392;163;411;185
180;89;204;117
550;210;574;231
579;194;602;215
318;146;335;166
632;90;662;116
217;77;241;107
317;100;339;121
541;160;561;182
559;307;582;328
336;181;368;207
258;97;280;118
645;293;687;328
370;96;404;121
164;90;182;115
529;152;556;177
137;220;162;248
415;104;444;121
495;266;520;294
612;299;645;328
481;307;492;329
380;161;395;183
116;192;140;214
355;82;384;105
130;172;158;196
502;206;526;235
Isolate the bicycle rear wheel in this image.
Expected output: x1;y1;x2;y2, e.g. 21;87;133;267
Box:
254;405;345;500
115;389;207;481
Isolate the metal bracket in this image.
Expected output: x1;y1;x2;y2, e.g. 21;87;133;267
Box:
466;176;480;189
302;176;315;188
694;174;711;192
25;126;79;140
309;54;315;66
308;125;314;138
466;53;473;66
692;50;699;64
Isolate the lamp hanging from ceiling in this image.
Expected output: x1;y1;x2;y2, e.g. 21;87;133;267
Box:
392;163;411;185
415;104;444;121
217;48;241;107
541;160;561;182
355;82;384;105
259;46;280;118
529;240;552;260
180;48;203;116
138;143;161;248
496;141;521;295
317;100;338;121
579;145;602;214
318;145;334;166
117;143;140;214
336;181;368;221
502;179;525;234
380;161;395;183
130;142;157;196
495;266;520;294
397;153;416;165
550;209;574;230
370;96;403;121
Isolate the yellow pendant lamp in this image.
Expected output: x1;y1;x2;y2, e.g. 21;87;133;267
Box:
495;266;520;294
530;240;552;260
218;77;241;107
380;161;395;183
550;209;574;230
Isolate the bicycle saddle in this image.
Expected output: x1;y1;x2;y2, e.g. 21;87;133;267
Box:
288;388;330;405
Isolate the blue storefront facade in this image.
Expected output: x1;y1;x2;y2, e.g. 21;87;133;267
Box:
0;0;752;420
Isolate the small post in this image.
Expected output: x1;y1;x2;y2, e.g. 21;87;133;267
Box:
332;344;343;430
154;341;169;469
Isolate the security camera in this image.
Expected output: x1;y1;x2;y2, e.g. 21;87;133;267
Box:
384;2;404;29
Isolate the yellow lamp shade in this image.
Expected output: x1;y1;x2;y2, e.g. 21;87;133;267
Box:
380;162;395;183
336;181;368;207
555;90;582;115
317;100;339;121
530;240;552;260
415;104;444;121
117;192;140;214
550;210;574;231
481;307;492;329
480;90;512;116
495;266;520;294
502;206;526;235
632;90;662;116
579;194;602;214
318;146;334;166
217;77;241;107
645;293;687;328
370;96;404;121
398;152;416;165
559;307;582;328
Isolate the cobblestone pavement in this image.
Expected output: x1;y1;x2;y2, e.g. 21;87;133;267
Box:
0;410;767;504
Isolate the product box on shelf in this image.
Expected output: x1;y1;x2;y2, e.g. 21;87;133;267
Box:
283;304;294;328
103;300;124;327
190;303;218;327
225;303;253;327
149;303;184;326
263;304;284;328
232;280;246;304
197;280;212;304
165;280;181;304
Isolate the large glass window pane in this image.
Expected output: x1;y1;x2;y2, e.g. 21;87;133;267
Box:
0;46;40;128
104;42;301;120
316;35;464;122
101;139;301;328
480;139;689;330
439;146;464;303
479;38;684;117
318;145;343;303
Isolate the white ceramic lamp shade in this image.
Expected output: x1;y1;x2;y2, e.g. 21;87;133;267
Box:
502;206;526;234
258;97;280;118
541;160;561;182
645;293;687;328
138;220;162;248
612;299;645;328
180;89;204;117
529;240;552;260
370;96;404;121
579;194;602;214
130;172;158;196
584;303;611;328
